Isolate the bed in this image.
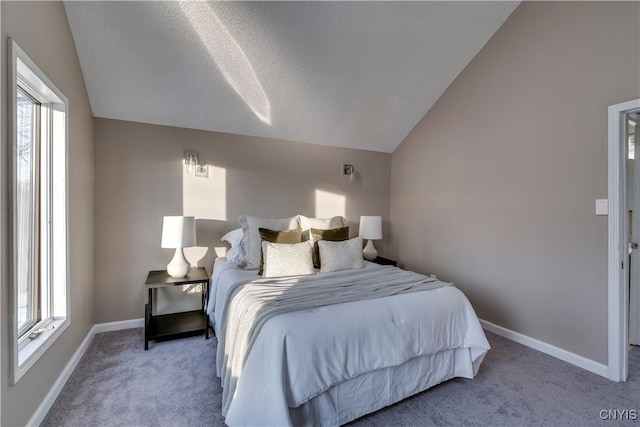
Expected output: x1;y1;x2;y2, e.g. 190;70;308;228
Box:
207;256;490;426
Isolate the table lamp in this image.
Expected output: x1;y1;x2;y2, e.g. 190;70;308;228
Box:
161;216;196;277
359;216;382;261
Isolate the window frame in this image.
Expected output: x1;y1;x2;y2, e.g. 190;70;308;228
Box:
15;85;42;338
8;39;71;385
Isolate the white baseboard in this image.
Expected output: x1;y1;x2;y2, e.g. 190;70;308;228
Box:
92;317;144;334
26;318;145;426
26;324;97;427
480;319;609;378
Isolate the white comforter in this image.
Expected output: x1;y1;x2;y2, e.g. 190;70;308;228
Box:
208;259;490;426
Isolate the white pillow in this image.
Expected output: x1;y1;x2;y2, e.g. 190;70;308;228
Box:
221;228;246;266
299;215;347;241
318;237;365;273
262;241;315;278
239;215;301;269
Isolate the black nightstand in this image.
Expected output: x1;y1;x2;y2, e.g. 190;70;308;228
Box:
144;267;210;350
370;256;397;267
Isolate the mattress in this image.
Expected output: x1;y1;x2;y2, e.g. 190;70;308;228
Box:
208;257;490;426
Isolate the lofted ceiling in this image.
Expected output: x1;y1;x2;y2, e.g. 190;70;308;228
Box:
64;1;519;153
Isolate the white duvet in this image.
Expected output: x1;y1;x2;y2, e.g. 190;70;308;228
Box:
208;258;490;426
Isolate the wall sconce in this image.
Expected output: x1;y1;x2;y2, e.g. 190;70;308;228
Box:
343;164;356;183
195;163;208;178
185;151;198;173
185;151;208;178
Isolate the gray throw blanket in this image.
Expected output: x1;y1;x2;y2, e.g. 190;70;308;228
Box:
217;265;451;416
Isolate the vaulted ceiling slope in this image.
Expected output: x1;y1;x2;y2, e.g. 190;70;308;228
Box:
64;1;518;153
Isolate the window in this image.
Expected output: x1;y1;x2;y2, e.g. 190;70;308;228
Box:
16;87;40;336
9;40;69;384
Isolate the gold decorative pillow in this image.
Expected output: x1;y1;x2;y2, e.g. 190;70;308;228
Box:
258;227;302;275
310;226;350;268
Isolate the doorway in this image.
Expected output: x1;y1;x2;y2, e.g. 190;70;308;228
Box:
608;98;640;382
628;113;639;349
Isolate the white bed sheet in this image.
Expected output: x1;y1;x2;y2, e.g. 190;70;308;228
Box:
207;257;262;336
208;258;490;426
207;257;397;333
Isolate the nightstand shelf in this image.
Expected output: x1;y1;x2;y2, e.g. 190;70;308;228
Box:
147;310;207;341
144;267;210;350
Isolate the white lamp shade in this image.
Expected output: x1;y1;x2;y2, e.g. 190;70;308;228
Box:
161;216;196;248
359;216;382;240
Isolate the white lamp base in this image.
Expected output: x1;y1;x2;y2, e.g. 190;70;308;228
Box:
167;248;191;277
363;240;378;261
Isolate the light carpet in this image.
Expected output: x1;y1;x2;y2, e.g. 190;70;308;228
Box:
42;329;639;426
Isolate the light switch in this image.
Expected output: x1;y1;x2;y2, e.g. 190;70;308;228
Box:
596;199;608;215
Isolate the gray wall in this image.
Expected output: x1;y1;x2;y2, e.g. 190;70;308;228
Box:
94;118;391;323
1;2;95;425
390;1;640;364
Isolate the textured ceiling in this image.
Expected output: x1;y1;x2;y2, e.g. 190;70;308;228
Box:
64;1;518;153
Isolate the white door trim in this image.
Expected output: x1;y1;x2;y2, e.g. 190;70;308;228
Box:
630;114;640;347
608;98;640;382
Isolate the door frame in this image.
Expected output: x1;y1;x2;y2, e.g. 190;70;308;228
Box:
630;114;640;348
608;98;640;382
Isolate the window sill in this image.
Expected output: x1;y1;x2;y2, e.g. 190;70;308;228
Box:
13;317;69;384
